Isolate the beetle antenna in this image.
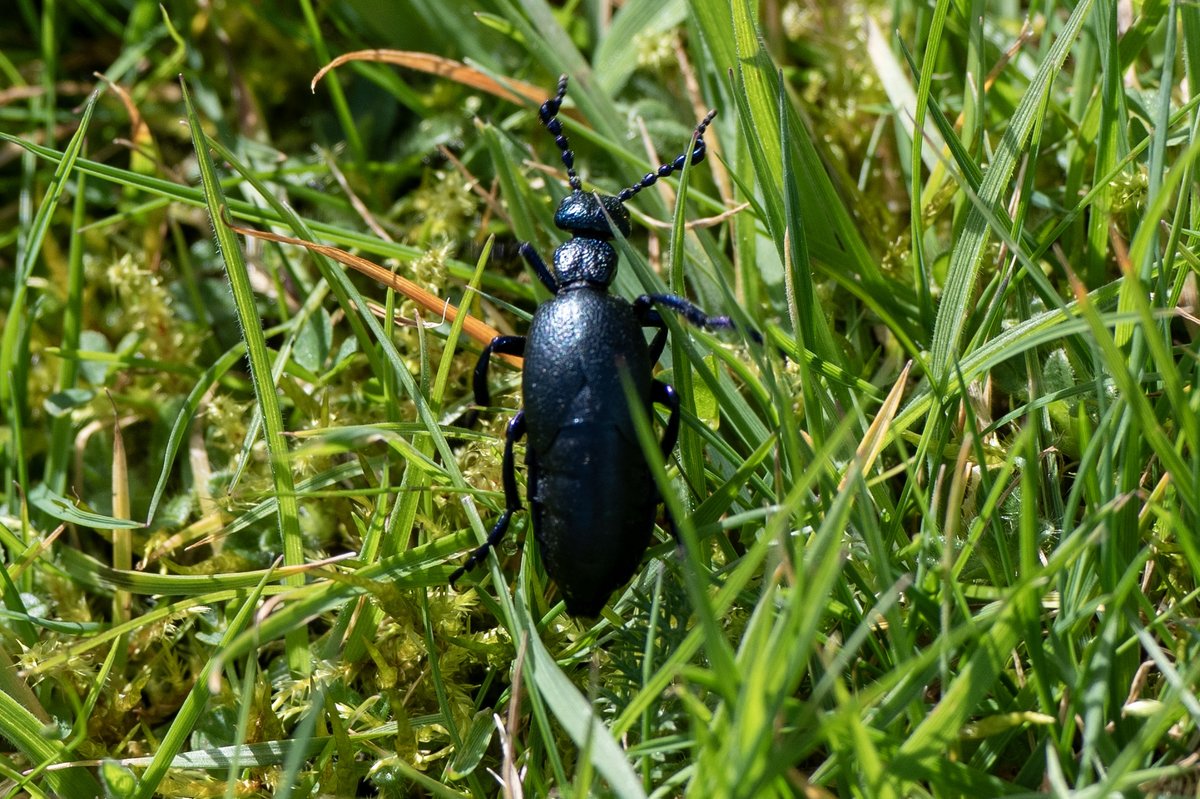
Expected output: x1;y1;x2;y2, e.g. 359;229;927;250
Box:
618;108;717;203
538;75;582;191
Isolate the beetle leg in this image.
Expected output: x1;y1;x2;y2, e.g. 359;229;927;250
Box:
520;242;559;294
651;380;683;544
637;307;671;362
634;294;763;345
647;326;669;363
651;379;680;459
474;336;526;407
450;411;527;585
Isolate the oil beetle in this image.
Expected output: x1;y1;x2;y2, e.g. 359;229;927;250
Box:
450;76;749;617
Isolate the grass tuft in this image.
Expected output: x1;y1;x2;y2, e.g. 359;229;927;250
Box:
1;1;1198;796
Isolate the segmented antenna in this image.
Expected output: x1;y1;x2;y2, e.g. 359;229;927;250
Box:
617;109;718;203
538;75;582;191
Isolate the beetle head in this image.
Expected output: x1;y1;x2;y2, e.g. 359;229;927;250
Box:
554;191;631;239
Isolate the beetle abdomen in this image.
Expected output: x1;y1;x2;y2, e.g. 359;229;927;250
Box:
528;423;658;616
521;289;658;615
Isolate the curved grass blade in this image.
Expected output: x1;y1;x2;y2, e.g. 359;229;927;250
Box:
181;79;310;675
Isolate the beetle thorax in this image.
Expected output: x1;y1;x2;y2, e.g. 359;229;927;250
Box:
553;238;617;288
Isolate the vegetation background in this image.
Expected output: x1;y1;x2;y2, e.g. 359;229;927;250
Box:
1;0;1197;796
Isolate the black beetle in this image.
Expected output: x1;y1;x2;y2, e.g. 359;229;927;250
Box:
450;76;747;617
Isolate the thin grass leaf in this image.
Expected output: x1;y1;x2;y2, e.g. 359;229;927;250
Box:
0;90;100;411
0;687;101;797
929;0;1096;382
182;79;311;674
128;567;276;799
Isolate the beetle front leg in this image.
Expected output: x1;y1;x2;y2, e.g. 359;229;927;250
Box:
474;336;526;407
520;243;559;294
450;411;527;585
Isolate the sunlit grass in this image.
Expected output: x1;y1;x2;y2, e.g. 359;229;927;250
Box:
1;0;1197;796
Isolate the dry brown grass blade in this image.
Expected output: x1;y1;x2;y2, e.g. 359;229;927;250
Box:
225;221;522;367
108;391;132;624
840;361;911;492
312;51;550;110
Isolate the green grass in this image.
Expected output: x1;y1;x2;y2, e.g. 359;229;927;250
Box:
1;0;1198;796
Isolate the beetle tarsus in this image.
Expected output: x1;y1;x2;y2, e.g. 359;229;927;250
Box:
450;509;515;585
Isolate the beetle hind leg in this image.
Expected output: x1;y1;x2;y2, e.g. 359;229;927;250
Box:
651;380;682;544
449;411;527;585
651;379;680;459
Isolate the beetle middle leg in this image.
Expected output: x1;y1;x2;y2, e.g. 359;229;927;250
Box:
450;411;527;585
634;294;763;350
473;335;526;406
